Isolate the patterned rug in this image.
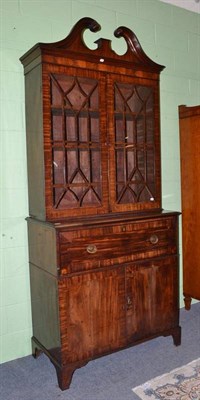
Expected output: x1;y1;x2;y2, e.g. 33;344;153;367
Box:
132;358;200;399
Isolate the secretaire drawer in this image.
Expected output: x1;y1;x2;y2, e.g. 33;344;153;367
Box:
57;217;178;274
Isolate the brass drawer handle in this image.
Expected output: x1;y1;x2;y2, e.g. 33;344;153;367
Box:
149;234;159;244
86;244;97;254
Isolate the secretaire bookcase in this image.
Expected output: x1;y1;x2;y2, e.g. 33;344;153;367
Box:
20;18;181;390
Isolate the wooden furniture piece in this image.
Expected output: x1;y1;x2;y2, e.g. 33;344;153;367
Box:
179;105;200;310
20;18;181;390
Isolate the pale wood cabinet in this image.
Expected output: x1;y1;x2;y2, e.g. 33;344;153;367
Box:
179;105;200;309
21;18;181;390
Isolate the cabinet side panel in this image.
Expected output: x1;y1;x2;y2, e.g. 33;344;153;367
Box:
27;219;57;276
179;113;200;300
30;263;61;363
25;65;46;220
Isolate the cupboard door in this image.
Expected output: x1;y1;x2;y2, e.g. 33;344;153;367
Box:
107;74;161;213
43;66;109;219
125;256;179;342
59;268;126;364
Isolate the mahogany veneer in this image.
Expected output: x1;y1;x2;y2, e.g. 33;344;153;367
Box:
21;18;181;390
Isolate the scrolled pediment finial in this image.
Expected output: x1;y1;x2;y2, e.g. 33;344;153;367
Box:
114;25;164;71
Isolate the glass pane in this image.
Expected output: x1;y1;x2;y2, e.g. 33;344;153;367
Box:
127;150;135;176
136;115;145;144
91;149;101;182
146;95;154;144
115;117;124;142
79;116;88;142
91;117;99;142
126;116;135;143
50;73;102;210
127;90;142;113
52;113;63;141
79;150;90;179
90;86;99;109
51;81;63;105
137;150;145;179
116;149;125;182
66;114;76;141
114;81;155;205
53;149;65;184
54;188;78;209
146;149;155;183
81;187;101;206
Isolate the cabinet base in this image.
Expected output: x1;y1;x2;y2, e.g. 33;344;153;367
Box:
31;327;181;390
31;337;88;390
54;363;87;391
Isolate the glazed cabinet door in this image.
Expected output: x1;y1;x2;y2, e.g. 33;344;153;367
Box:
59;268;126;364
42;65;162;220
41;64;162;220
43;65;109;220
107;74;161;213
125;256;179;342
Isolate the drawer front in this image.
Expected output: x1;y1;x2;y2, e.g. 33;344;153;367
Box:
58;217;178;274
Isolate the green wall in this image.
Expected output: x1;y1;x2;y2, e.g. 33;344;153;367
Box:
0;0;200;364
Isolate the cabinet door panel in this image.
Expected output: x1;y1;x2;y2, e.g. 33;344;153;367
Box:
59;268;126;364
43;65;109;219
107;74;161;213
126;256;179;342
